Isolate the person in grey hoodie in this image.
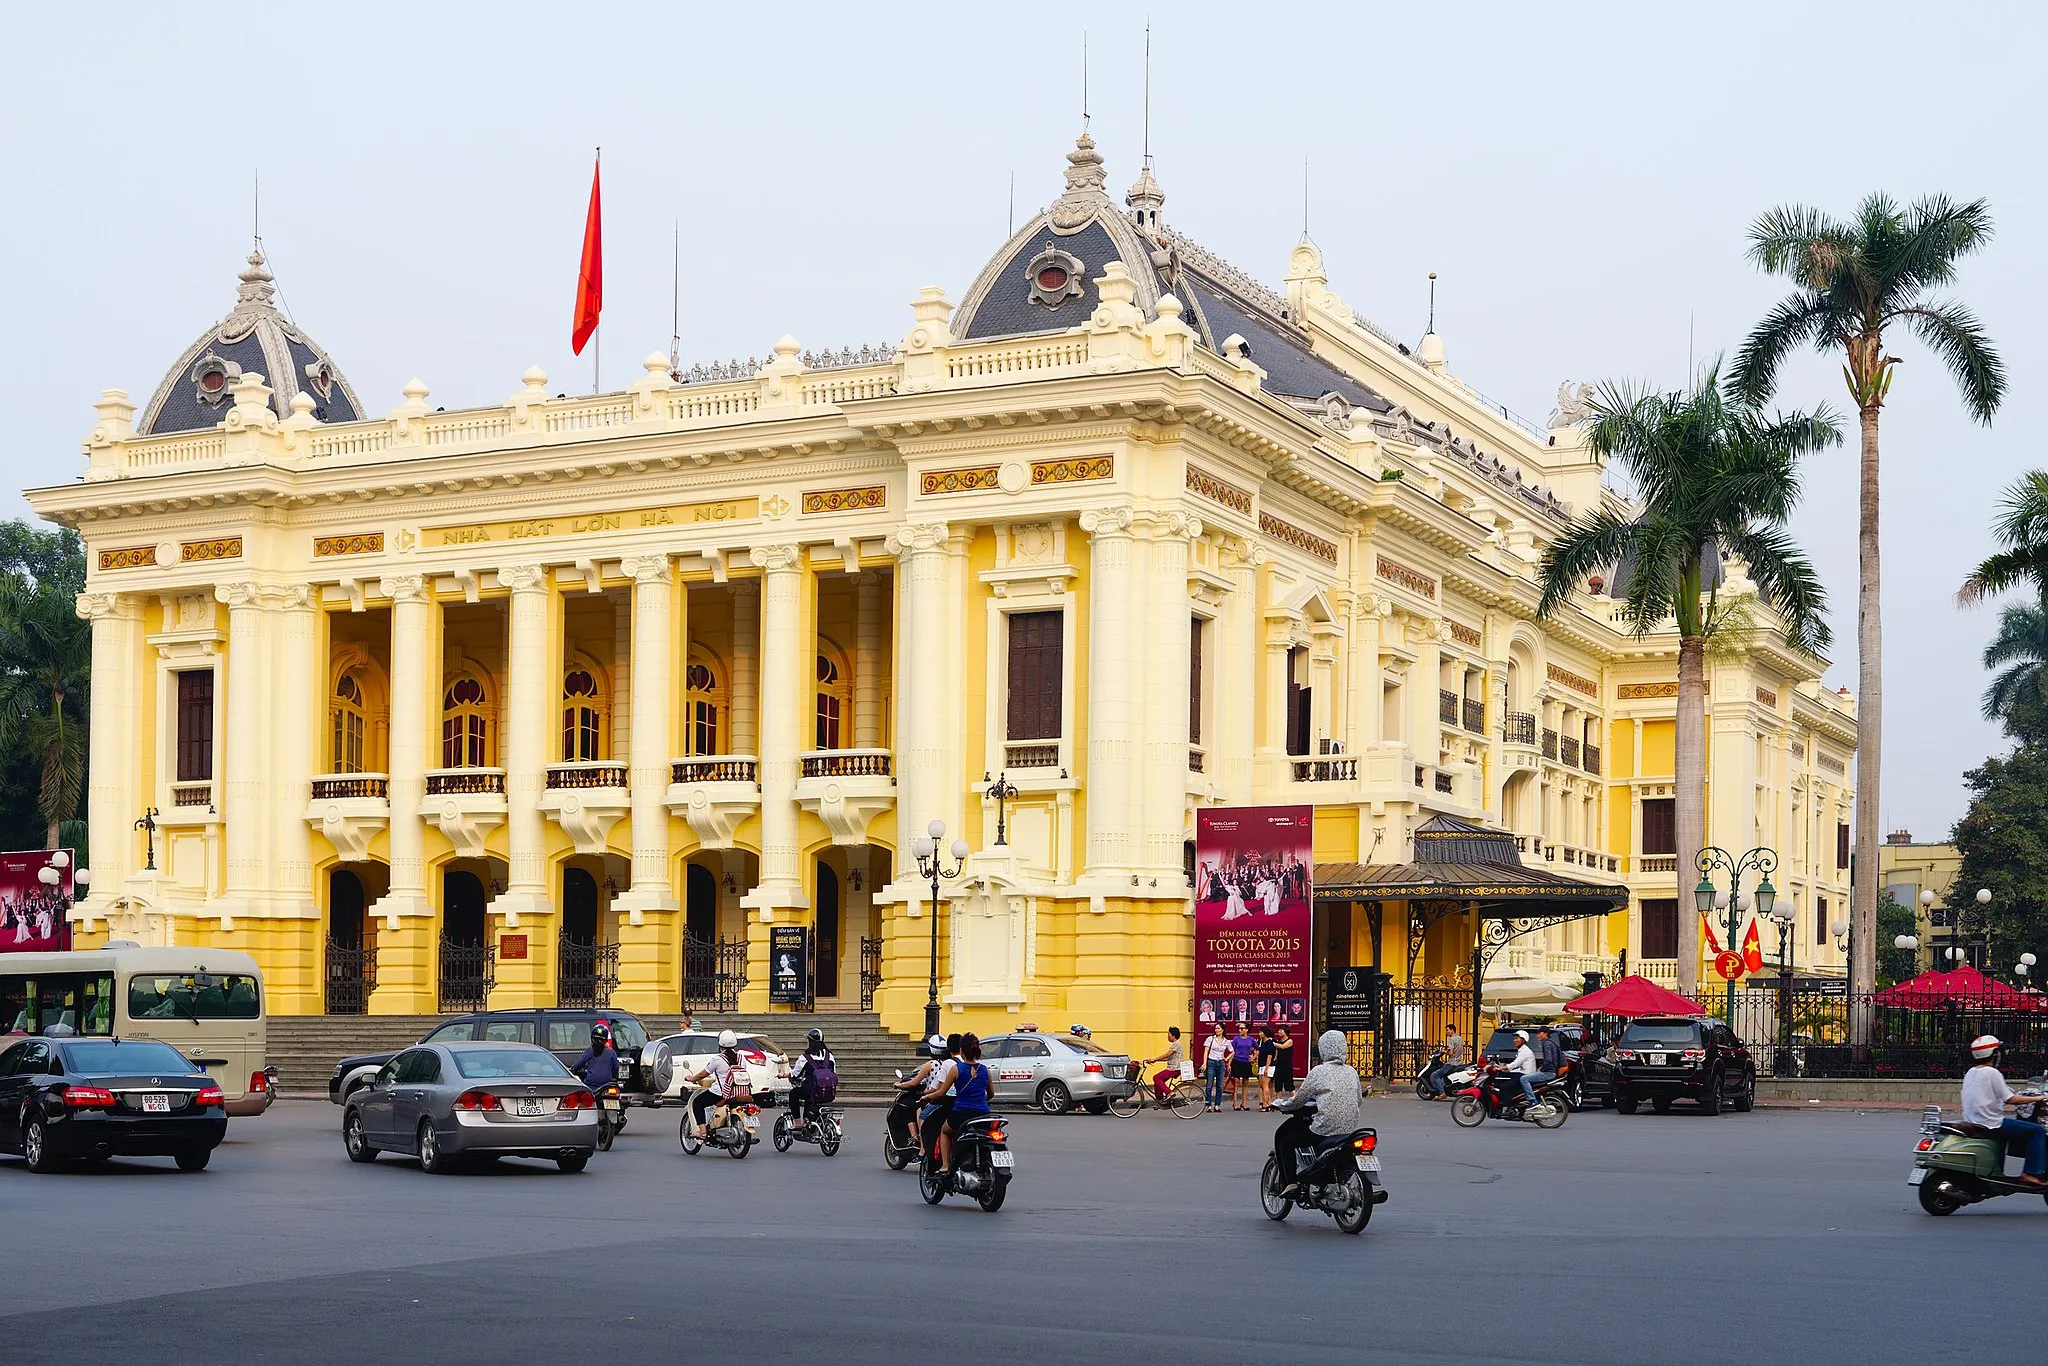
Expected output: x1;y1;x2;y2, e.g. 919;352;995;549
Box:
1270;1030;1362;1196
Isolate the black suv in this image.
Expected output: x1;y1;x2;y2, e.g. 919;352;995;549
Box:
1478;1023;1615;1110
1609;1016;1755;1115
327;1008;653;1103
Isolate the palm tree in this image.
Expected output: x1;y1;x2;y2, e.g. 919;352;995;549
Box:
1961;471;2048;606
1731;193;2006;1002
1976;586;2048;741
1538;368;1838;995
0;573;92;848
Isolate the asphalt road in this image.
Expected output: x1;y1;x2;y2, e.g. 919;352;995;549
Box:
1;1095;2035;1364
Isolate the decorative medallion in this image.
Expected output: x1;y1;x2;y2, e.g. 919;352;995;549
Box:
1025;242;1087;309
1755;686;1778;708
1186;465;1252;514
1547;663;1599;698
1374;554;1435;598
921;466;1001;495
314;532;385;558
1262;513;1338;565
98;545;157;571
1030;455;1113;486
181;537;243;563
802;485;887;515
1447;621;1481;649
1616;681;1679;700
762;494;791;519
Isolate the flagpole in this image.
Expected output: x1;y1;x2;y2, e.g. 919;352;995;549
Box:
593;147;602;395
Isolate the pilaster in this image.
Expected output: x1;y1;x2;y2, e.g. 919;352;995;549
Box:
371;575;435;924
76;593;142;924
742;544;807;913
886;522;950;883
1080;503;1137;878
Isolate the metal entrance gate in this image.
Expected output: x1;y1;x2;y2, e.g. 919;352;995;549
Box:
683;934;747;1013
1381;984;1476;1081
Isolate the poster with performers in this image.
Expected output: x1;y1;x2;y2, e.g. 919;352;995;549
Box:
0;849;75;953
1194;807;1313;1039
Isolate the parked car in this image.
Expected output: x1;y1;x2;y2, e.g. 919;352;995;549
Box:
1609;1016;1756;1115
648;1032;789;1106
1477;1023;1614;1109
340;1041;598;1172
329;1009;652;1104
0;1036;228;1172
981;1029;1132;1115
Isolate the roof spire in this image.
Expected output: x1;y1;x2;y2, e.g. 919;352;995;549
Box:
1127;21;1165;235
1051;125;1111;230
235;244;277;309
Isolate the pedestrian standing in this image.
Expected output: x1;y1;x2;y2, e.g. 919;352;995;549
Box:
1272;1023;1296;1099
1256;1026;1278;1111
1202;1023;1230;1112
1229;1023;1257;1110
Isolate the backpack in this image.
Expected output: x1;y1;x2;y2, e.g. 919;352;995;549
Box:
808;1055;840;1103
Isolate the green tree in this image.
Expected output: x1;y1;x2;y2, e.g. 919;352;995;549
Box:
1537;365;1839;995
1950;746;2048;977
1961;471;2048;605
0;522;90;849
1731;193;2006;1002
1877;893;1918;986
1976;586;2048;742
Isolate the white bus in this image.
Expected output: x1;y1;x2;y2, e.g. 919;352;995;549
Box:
0;943;273;1115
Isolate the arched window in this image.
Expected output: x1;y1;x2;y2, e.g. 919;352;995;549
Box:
442;676;491;768
331;672;366;773
686;659;721;756
814;650;848;750
562;668;603;761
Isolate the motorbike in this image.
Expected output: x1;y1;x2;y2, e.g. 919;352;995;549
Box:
1450;1063;1571;1129
1259;1103;1387;1235
774;1099;845;1156
595;1082;626;1151
919;1112;1013;1213
883;1069;924;1170
1910;1081;2048;1216
1412;1050;1478;1101
678;1087;759;1159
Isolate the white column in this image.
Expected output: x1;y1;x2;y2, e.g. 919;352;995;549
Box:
272;587;318;913
1144;513;1199;874
76;593;141;910
373;575;434;918
1411;620;1443;777
1080;504;1137;877
618;555;677;915
853;569;884;749
497;564;553;921
746;545;806;906
885;523;949;880
217;582;270;908
730;579;759;756
1217;542;1259;804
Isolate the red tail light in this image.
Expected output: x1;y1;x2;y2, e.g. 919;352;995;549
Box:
1682;1049;1705;1061
557;1090;595;1110
1083;1059;1102;1073
988;1128;1006;1143
1916;1137;1935;1152
453;1090;503;1111
249;1070;269;1093
742;1049;766;1066
1353;1133;1378;1153
193;1084;225;1108
1617;1049;1637;1061
62;1085;117;1109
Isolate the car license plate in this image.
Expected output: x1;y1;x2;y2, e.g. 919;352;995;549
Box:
990;1151;1015;1169
1907;1168;1927;1186
515;1097;546;1117
1358;1155;1381;1172
140;1093;171;1113
1648;1054;1667;1066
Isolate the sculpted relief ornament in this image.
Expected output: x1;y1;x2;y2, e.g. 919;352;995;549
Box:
1077;504;1135;537
884;523;949;557
1548;382;1597;429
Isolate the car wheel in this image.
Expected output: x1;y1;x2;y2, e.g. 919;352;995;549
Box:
343;1110;378;1163
1564;1082;1584;1112
22;1117;60;1173
1700;1074;1724;1116
1731;1079;1755;1113
1918;1178;1964;1216
1259;1156;1292;1221
557;1152;590;1174
1616;1096;1638;1115
417;1120;454;1174
1082;1098;1109;1115
1652;1097;1672;1114
174;1149;211;1172
1036;1079;1072;1115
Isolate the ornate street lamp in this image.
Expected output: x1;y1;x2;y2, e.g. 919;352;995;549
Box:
983;771;1019;847
914;818;971;1041
1694;845;1777;1023
1764;896;1797;1074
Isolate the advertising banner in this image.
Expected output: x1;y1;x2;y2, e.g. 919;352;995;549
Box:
769;925;811;1005
1194;807;1313;1040
0;849;75;954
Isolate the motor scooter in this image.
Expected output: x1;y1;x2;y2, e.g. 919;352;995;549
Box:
1258;1102;1387;1235
883;1069;924;1170
678;1085;758;1159
1413;1049;1478;1101
595;1082;626;1151
919;1112;1013;1212
1450;1062;1571;1129
1909;1080;2048;1215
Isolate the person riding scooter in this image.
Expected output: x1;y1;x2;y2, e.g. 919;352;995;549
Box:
683;1030;751;1141
1961;1034;2048;1187
571;1022;620;1089
1270;1030;1361;1198
788;1028;837;1127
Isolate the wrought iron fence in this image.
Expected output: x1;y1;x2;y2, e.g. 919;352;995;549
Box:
860;936;883;1011
683;934;747;1013
1728;987;2048;1079
557;935;620;1009
1462;698;1485;734
438;936;495;1014
1377;983;1476;1081
1541;729;1559;760
1506;712;1537;746
1438;690;1459;725
324;938;376;1015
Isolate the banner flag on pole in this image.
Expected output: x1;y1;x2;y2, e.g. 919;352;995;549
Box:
571;151;603;356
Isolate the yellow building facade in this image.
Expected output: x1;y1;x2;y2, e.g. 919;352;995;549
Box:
29;133;1855;1047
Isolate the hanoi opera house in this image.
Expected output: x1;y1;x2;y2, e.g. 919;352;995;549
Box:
28;133;1860;1040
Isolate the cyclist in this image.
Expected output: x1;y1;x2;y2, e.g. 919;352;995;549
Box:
1137;1026;1185;1103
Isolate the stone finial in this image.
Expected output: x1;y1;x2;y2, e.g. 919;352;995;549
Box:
88;389;136;448
224;371;278;435
1050;130;1112;230
900;287;956;387
509;365;550;424
1092;261;1142;330
234;247;277;308
1418;331;1446;375
522;365;549;392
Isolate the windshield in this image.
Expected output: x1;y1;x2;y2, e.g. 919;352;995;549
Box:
452;1048;574;1080
598;1015;647;1049
1059;1036;1111;1055
60;1040;195;1075
128;973;261;1020
1622;1021;1702;1048
656;1034;713;1057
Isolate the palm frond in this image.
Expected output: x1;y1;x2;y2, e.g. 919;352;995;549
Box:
1722;525;1831;654
1729;293;1831;405
1897;300;2007;425
1535;511;1635;618
1888;195;1995;294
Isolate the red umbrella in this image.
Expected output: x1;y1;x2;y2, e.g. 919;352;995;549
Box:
1564;974;1705;1017
1873;963;2042;1010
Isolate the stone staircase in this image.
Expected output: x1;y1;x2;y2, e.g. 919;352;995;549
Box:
268;1010;920;1100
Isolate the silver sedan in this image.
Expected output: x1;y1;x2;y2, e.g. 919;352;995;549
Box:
341;1042;600;1173
982;1032;1133;1114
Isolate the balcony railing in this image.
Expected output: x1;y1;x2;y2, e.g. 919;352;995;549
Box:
1003;741;1061;771
1413;765;1425;788
1462;698;1485;733
800;748;892;779
1506;712;1537;746
546;761;628;790
671;756;758;784
1438;690;1459;725
312;774;389;801
170;782;213;808
1293;757;1359;783
1188;747;1206;773
1583;744;1602;775
1541;729;1559;760
1638;855;1678;874
1560;735;1581;767
424;767;506;796
1433;771;1455;795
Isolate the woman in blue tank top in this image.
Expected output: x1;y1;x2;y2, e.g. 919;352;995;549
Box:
942;1033;992;1174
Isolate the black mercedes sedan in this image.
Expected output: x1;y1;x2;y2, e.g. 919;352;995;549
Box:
0;1037;228;1172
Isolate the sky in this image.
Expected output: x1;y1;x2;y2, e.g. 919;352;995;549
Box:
1;1;2040;841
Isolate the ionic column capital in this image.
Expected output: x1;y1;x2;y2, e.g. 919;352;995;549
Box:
1078;503;1136;537
75;591;137;622
379;573;431;605
215;581;263;611
620;553;673;584
884;522;949;557
748;544;803;574
497;564;549;594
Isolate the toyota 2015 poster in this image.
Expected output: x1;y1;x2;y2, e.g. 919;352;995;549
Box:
0;849;75;953
1193;807;1312;1038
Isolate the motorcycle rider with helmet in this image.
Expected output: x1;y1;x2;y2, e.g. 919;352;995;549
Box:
571;1022;620;1089
788;1027;836;1127
918;1034;963;1163
1961;1034;2048;1186
1269;1030;1362;1198
683;1030;752;1141
892;1034;949;1159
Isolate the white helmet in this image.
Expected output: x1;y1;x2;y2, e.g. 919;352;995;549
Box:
1970;1034;2002;1061
717;1029;739;1049
926;1033;947;1055
1515;1030;1530;1041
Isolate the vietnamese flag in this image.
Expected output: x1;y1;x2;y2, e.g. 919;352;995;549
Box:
1741;919;1764;974
570;152;602;355
1701;916;1723;956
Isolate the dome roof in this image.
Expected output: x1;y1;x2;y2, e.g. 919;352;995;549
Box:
137;247;362;436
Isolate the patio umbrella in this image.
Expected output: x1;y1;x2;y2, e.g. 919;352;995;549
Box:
1564;973;1704;1018
1873;963;2042;1010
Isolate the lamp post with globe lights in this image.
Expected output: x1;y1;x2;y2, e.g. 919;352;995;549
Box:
1693;845;1777;1023
2016;952;2037;991
914;818;971;1041
1762;895;1797;1073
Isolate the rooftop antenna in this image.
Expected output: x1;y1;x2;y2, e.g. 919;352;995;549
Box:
1142;20;1152;169
1082;32;1090;132
669;218;681;381
1688;310;1696;389
253;168;261;250
1301;155;1310;244
1008;172;1015;237
1427;272;1438;333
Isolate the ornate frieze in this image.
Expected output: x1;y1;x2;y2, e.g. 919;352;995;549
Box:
98;545;156;571
921;465;1000;495
1185;465;1252;514
1374;554;1435;598
1447;620;1481;649
802;485;887;515
1617;681;1679;700
182;537;242;563
314;532;384;557
1262;512;1338;565
1755;686;1778;707
1547;663;1599;698
1030;455;1113;485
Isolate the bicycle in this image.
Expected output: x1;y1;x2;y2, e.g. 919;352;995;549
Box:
1106;1063;1206;1118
